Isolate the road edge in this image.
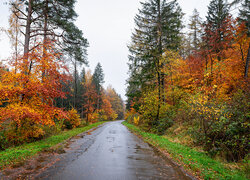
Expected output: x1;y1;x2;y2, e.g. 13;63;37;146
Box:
122;121;198;180
0;121;106;175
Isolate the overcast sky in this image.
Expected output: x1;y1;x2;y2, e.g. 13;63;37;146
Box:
0;0;237;100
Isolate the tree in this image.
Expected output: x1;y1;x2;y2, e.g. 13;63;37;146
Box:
7;0;22;71
0;42;69;143
92;62;105;110
204;0;230;61
78;67;86;117
100;96;116;121
127;0;183;121
82;70;97;123
188;9;202;53
10;0;88;74
238;0;250;78
106;85;124;120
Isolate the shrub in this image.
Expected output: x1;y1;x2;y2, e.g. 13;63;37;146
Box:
190;92;249;161
152;117;174;135
133;116;140;126
0;130;7;150
64;109;81;129
5;120;45;145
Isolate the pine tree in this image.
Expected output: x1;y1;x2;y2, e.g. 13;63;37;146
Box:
10;0;88;64
78;67;86;117
205;0;230;61
239;0;250;34
127;0;183;120
188;9;202;53
92;63;105;110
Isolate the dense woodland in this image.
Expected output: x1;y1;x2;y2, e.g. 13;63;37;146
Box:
0;0;249;168
0;0;124;149
126;0;249;162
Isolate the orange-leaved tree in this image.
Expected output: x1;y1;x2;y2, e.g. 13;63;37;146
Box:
99;95;116;121
82;70;97;123
0;41;69;144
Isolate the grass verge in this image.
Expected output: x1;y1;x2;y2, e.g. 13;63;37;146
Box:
122;121;248;180
0;121;104;169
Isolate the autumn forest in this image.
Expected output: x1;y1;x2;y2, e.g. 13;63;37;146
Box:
0;0;249;179
0;0;124;147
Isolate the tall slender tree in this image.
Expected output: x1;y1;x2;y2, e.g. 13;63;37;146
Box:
205;0;230;61
127;0;183;121
238;0;250;78
92;63;105;110
188;9;202;53
10;0;89;70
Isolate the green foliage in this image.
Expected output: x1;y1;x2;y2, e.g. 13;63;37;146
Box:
126;0;183;112
139;89;174;134
189;91;249;161
0;130;7;151
206;0;229;28
92;62;105;111
239;0;250;36
152;117;174;135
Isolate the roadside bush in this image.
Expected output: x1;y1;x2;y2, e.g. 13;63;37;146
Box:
0;102;68;145
139;89;173;134
43;119;65;137
190;91;249;161
152;117;174;135
64;108;81;129
125;107;138;124
0;130;7;150
5;120;45;145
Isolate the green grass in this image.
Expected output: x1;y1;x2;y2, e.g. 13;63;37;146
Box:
123;121;248;180
0;122;104;169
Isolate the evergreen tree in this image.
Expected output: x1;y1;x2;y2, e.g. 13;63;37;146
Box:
205;0;230;61
78;67;86;117
127;0;183;120
239;0;250;34
11;0;88;64
188;9;202;53
92;63;105;110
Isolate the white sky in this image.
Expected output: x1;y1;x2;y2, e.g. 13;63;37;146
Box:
0;0;238;100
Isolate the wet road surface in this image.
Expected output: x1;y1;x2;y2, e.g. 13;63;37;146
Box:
37;120;192;180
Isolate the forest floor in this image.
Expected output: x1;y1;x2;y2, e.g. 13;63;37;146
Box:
123;121;249;180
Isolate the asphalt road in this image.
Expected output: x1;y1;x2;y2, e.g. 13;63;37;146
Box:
37;120;193;180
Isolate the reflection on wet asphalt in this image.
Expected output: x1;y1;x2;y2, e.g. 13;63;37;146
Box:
38;120;192;180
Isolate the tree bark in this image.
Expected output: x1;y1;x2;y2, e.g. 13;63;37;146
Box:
156;0;163;121
244;43;250;78
20;0;32;101
42;0;48;83
23;0;32;62
74;60;77;108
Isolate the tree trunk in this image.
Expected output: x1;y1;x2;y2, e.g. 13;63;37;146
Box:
23;0;32;68
244;43;250;78
20;0;32;101
74;60;77;108
15;18;18;74
97;91;100;110
156;69;161;121
156;0;163;121
42;0;48;83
